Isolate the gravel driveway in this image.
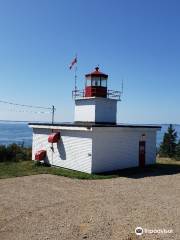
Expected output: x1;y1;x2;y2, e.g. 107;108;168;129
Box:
0;173;179;240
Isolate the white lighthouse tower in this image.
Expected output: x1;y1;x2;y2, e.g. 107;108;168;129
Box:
73;67;121;124
29;66;160;174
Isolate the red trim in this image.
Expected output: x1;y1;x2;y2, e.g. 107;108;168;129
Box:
85;86;107;97
85;67;108;78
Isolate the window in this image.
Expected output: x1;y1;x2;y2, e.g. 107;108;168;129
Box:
101;78;107;87
86;80;91;86
140;134;146;141
92;77;100;86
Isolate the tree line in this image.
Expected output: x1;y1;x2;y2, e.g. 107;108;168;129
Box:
159;124;180;160
0;144;31;162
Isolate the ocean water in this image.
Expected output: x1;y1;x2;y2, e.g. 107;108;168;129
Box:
0;121;32;147
0;121;180;147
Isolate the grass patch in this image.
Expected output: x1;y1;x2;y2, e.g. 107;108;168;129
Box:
0;161;108;180
157;157;180;165
0;158;179;180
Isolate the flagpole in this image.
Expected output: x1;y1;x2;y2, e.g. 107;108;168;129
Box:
75;65;77;92
69;54;78;98
74;54;78;92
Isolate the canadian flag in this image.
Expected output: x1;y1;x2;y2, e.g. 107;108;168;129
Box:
69;57;77;70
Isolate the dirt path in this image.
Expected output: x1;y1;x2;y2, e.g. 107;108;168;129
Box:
0;173;179;240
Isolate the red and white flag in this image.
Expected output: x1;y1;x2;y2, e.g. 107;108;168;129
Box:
69;57;77;70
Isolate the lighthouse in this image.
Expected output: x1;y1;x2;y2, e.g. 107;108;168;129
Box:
73;67;121;124
29;67;161;174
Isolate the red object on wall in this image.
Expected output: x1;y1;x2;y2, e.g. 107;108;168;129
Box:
35;150;46;161
85;86;107;98
48;132;60;143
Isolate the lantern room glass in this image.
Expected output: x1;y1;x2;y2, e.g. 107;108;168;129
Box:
101;77;107;87
86;80;91;87
86;77;107;87
91;77;101;86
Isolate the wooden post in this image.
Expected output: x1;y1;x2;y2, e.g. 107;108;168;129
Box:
52;105;55;124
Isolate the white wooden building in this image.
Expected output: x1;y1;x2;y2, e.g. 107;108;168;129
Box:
29;67;160;174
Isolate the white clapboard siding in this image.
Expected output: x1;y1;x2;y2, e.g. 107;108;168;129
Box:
31;125;158;174
145;131;157;165
75;99;96;122
91;127;157;173
32;128;92;173
32;128;51;163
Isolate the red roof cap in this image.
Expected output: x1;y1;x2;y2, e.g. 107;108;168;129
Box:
85;67;108;78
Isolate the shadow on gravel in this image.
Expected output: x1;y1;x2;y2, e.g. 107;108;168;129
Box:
98;163;180;179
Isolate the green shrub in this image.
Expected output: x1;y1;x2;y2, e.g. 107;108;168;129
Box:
0;145;7;162
0;144;32;162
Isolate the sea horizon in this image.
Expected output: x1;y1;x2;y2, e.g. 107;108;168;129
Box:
1;119;180;125
0;121;180;147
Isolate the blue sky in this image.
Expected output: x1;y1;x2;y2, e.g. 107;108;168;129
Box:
0;0;179;124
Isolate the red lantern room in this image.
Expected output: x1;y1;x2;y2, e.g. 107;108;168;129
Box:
85;67;108;98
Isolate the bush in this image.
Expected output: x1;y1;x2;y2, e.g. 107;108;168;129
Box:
0;145;7;162
0;144;32;162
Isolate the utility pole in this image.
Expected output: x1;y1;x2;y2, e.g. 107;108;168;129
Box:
52;105;55;124
75;65;77;92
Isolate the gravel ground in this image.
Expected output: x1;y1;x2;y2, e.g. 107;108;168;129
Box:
0;173;179;240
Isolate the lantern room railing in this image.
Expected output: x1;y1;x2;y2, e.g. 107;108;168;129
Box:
107;90;122;101
72;89;121;101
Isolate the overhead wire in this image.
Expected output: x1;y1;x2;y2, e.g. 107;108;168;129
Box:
0;99;56;125
0;99;52;110
0;107;51;115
